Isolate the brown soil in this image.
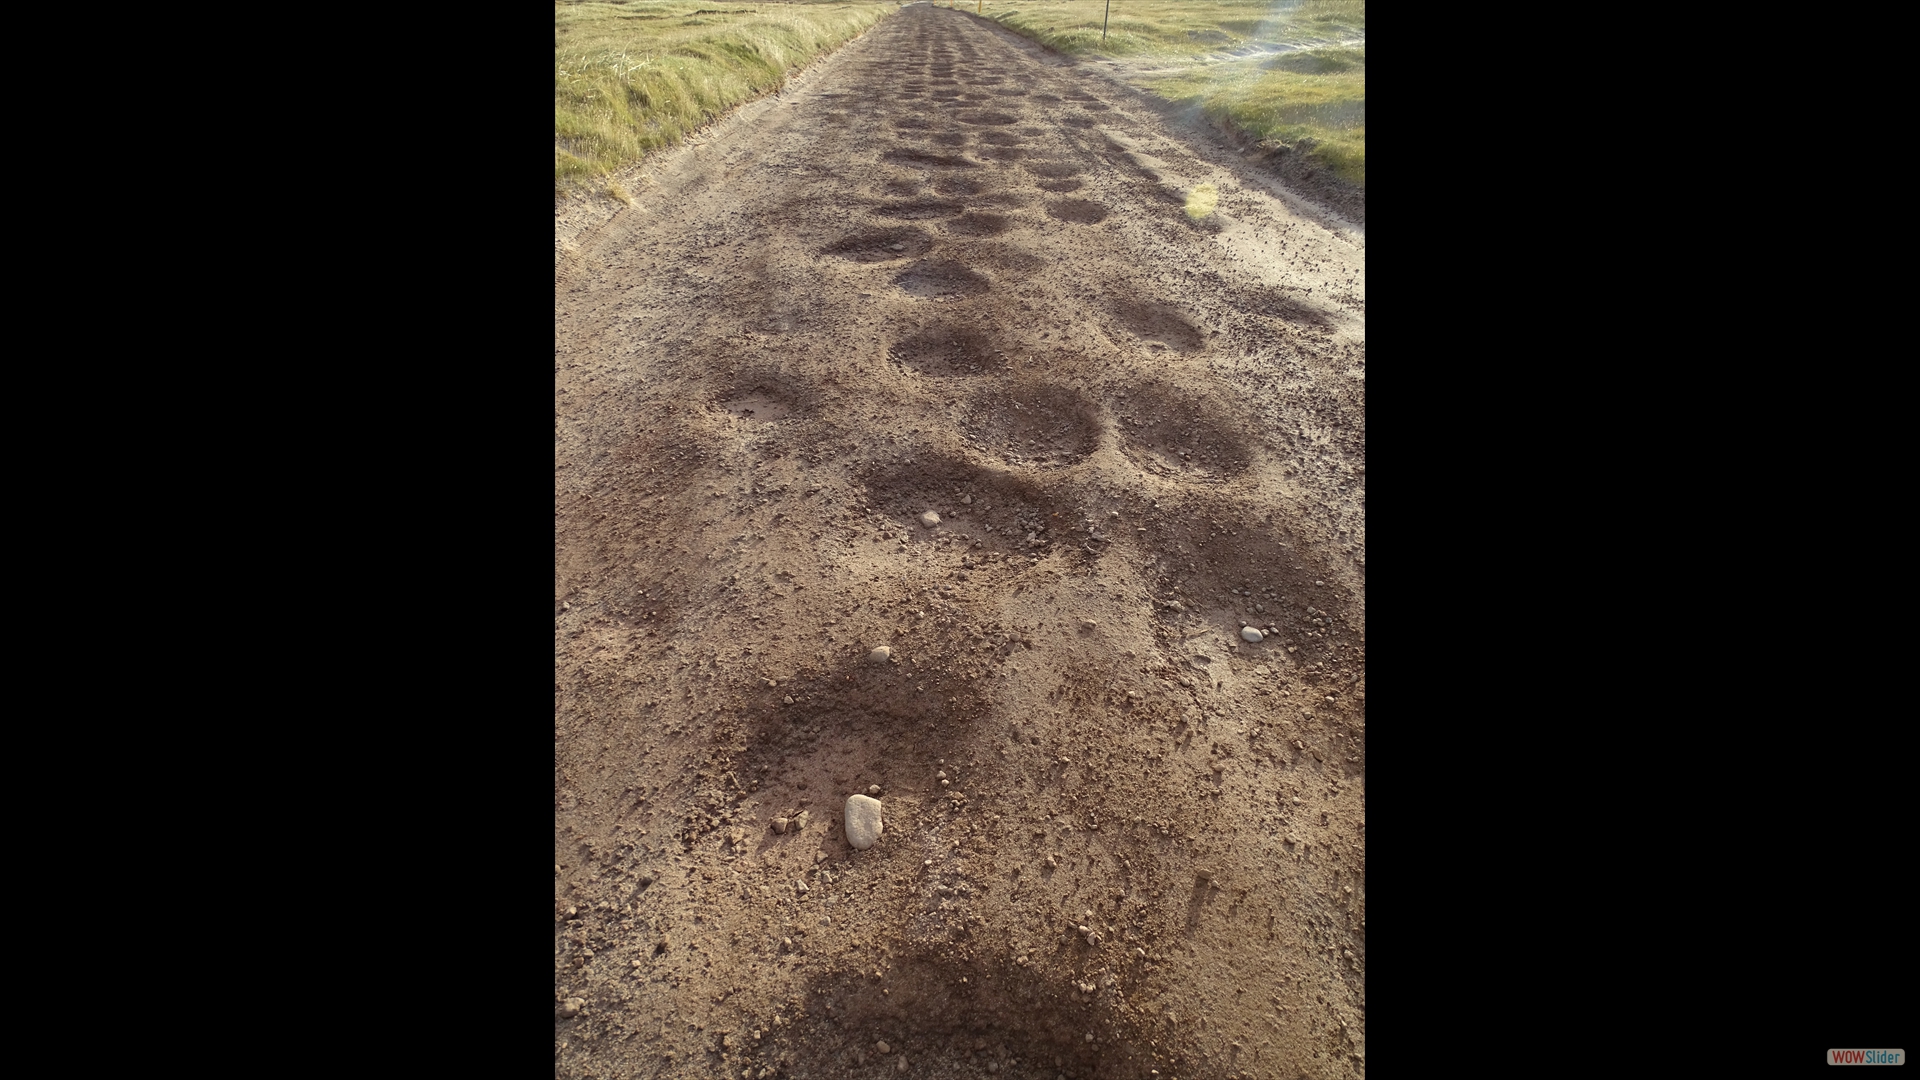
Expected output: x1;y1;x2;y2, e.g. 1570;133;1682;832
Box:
554;7;1366;1080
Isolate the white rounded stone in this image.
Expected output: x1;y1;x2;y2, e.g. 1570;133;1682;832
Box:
845;794;884;850
1241;627;1264;643
920;511;941;528
869;646;893;665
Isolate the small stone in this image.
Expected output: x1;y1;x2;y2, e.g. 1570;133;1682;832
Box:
869;646;893;665
920;511;941;528
783;695;794;705
877;1040;891;1054
1241;627;1264;643
559;997;585;1018
845;794;884;849
772;817;790;834
889;242;905;251
868;784;882;796
1080;618;1097;630
962;494;973;504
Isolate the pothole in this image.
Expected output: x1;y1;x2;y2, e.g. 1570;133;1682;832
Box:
884;149;978;169
979;130;1024;145
1046;199;1109;224
960;242;1044;273
720;389;797;423
955;110;1018;126
1061;115;1098;129
1113;379;1254;479
714;370;820;427
1111;297;1204;351
1025;161;1084;179
886;324;1007;377
822;226;934;263
876;198;966;220
933;176;988;197
959;381;1101;468
1036;178;1084;192
944;212;1010;237
981;146;1028;161
1136;493;1359;642
893;259;992;299
931;132;969;146
1233;285;1337;330
856;452;1084;563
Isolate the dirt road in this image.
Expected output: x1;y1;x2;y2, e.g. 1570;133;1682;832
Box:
555;6;1366;1079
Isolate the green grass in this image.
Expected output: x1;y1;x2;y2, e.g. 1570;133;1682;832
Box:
1143;47;1363;184
982;0;1364;186
556;0;895;194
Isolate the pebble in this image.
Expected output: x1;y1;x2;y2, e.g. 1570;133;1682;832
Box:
868;784;882;796
962;494;973;504
772;817;790;834
845;794;884;849
559;998;585;1018
1080;618;1097;630
877;1040;892;1054
1241;627;1264;643
920;511;941;528
869;646;893;665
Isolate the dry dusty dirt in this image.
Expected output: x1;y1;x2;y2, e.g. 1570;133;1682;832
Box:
554;7;1366;1079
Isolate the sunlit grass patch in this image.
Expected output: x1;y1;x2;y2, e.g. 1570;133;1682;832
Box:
1143;52;1364;185
555;0;894;194
982;1;1365;189
984;0;1363;57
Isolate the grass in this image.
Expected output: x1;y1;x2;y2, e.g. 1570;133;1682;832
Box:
981;0;1364;185
1142;47;1363;184
556;0;896;194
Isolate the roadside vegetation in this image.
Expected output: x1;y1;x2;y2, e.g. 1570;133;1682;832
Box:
983;0;1364;185
556;0;896;197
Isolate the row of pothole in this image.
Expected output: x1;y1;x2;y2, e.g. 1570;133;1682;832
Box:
724;365;1253;479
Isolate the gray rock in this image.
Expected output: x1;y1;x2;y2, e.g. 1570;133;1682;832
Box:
869;646;893;665
920;511;941;528
1241;627;1264;643
845;794;884;850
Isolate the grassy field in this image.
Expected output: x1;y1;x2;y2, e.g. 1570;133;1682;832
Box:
556;1;896;197
982;0;1365;185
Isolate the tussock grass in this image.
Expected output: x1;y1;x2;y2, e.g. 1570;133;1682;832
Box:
984;0;1361;57
1144;48;1363;184
983;1;1364;186
556;0;894;194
